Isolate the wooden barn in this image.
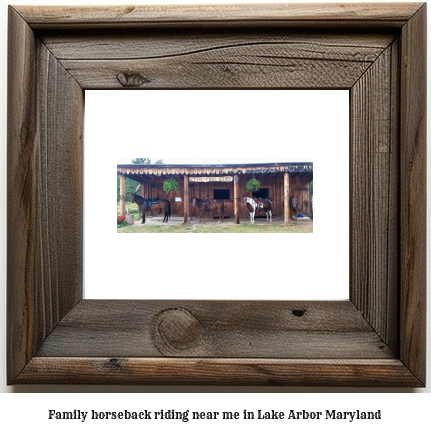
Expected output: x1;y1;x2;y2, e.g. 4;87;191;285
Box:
117;162;313;223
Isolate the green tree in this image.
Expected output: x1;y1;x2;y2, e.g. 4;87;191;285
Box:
131;158;163;165
132;158;151;164
117;175;141;202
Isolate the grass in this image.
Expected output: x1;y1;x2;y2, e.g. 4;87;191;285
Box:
117;222;311;233
118;202;140;215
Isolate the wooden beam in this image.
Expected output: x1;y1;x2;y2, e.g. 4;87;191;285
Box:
284;172;290;224
183;175;189;224
234;175;240;224
120;174;126;217
138;173;152;182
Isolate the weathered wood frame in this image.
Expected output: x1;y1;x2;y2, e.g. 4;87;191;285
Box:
7;4;426;386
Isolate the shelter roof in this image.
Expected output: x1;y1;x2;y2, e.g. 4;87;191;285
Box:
117;162;313;176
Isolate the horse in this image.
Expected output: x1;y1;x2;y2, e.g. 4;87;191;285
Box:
289;195;300;224
243;196;272;224
131;194;171;224
191;197;224;223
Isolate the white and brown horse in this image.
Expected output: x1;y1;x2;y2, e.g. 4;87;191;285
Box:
243;196;272;224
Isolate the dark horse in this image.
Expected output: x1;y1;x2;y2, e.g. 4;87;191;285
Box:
131;194;171;224
191;197;224;223
289;195;300;224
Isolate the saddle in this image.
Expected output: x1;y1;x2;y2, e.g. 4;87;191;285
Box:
253;197;267;211
145;197;159;207
202;199;214;210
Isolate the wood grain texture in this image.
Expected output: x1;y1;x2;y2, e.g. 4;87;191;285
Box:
7;6;38;381
7;3;427;386
284;172;290;223
119;174;125;217
7;6;83;384
15;3;423;29
36;300;393;359
35;40;83;334
350;44;398;348
40;31;395;61
399;3;427;385
183;175;189;223
15;358;423;386
44;31;394;89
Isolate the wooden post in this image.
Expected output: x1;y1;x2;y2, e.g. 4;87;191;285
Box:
183;175;189;224
140;182;145;198
234;175;240;224
120;174;126;217
284;172;290;224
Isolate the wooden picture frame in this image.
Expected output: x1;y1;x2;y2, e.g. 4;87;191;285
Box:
7;3;426;386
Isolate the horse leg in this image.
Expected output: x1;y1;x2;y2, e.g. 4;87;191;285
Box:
140;205;145;224
269;210;272;223
164;203;170;223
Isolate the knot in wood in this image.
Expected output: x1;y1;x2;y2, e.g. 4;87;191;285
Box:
155;308;203;351
116;71;150;87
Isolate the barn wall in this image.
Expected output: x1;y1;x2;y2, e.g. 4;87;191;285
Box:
139;173;312;218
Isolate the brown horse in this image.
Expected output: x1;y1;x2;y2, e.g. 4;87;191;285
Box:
289;195;300;224
191;197;224;223
131;194;171;224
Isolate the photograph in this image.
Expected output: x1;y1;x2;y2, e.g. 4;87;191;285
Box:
116;159;314;233
83;90;348;301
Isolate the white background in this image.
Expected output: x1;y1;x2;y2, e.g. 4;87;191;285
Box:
0;0;430;426
85;90;349;300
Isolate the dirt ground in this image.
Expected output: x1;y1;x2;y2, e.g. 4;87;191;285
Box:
126;214;313;232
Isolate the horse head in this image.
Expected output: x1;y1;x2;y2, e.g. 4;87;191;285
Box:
290;195;299;208
131;193;136;203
